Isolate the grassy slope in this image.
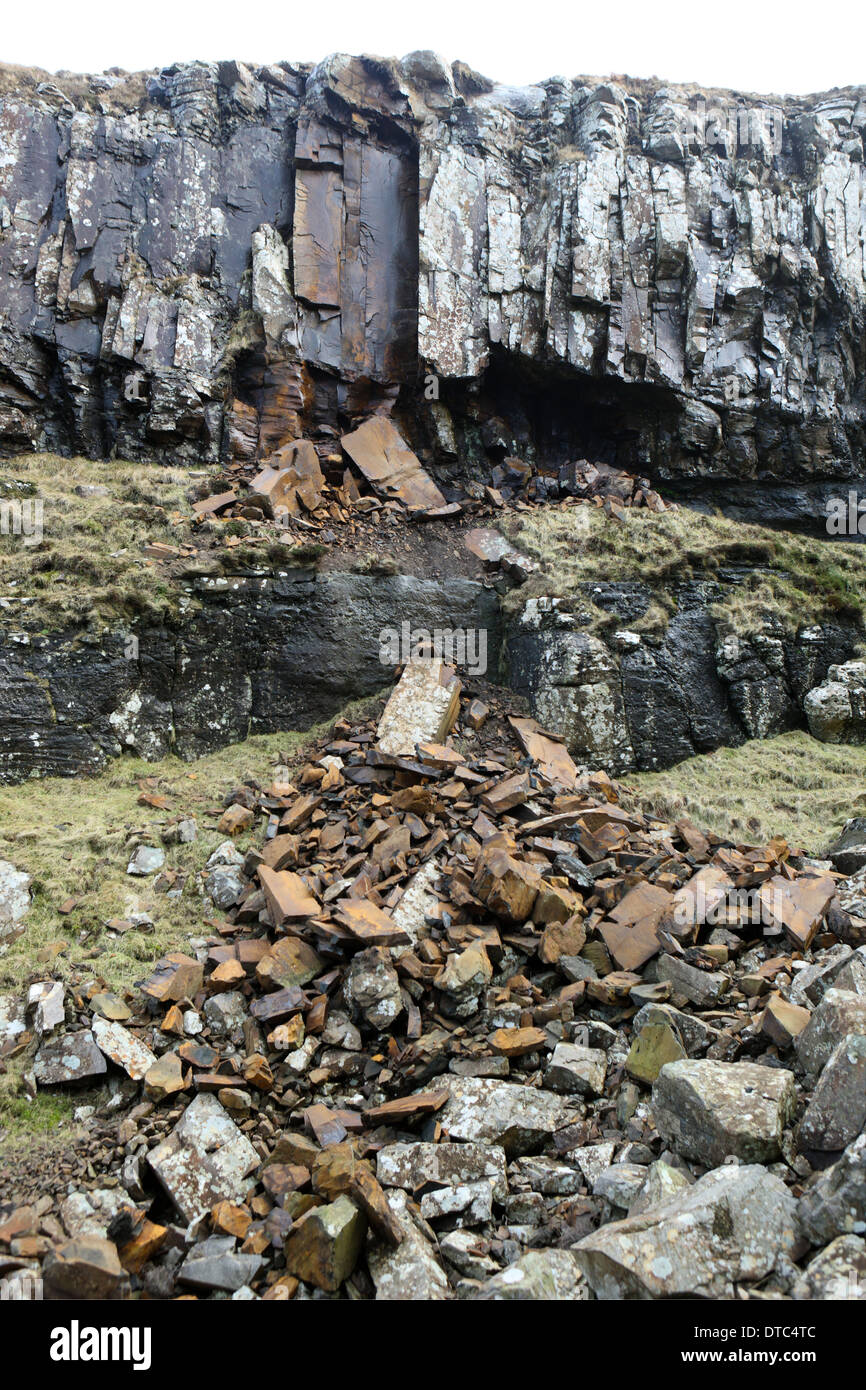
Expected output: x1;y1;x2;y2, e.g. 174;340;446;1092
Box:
622;729;866;854
499;503;866;637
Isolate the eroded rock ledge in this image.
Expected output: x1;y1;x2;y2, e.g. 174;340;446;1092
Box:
1;55;865;514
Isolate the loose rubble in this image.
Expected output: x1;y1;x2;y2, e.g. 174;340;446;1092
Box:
3;666;866;1301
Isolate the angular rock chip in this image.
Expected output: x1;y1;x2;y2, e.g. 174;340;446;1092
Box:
43;1235;125;1301
799;1133;866;1246
367;1189;450;1301
284;1193;366;1292
792;1234;866;1300
0;859;31;945
92;1015;157;1081
341;416;446;513
798;1034;866;1153
472;1249;584;1300
436;1076;575;1156
376;656;461;758
178;1235;264;1292
795;987;866;1083
256;937;322;990
544;1042;606;1096
377;1141;508;1203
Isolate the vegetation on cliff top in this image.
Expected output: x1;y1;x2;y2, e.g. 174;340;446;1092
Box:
499;501;866;637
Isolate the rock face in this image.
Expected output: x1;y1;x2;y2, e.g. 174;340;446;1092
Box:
0;57;864;503
0;571;500;782
508;589;860;771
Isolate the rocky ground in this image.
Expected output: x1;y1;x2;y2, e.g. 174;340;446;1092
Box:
3;661;866;1302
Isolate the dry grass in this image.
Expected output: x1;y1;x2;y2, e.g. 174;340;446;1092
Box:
620;730;866;854
0;453;197;630
0;695;383;998
499;503;866;638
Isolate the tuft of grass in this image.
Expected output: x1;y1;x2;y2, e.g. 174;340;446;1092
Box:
620;730;866;854
499;504;866;638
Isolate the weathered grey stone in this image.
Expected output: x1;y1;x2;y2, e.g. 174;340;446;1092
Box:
574;1165;797;1299
0;860;31;944
60;1188;129;1240
799;1133;866;1245
628;1159;692;1216
419;1179;493;1226
593;1164;649;1209
471;1249;585;1300
798;1035;866;1152
367;1189;450;1300
127;845;165;876
377;1141;507;1203
509;1154;582;1196
790;945;854;1007
34;1030;107;1086
652;1059;796;1165
202;990;248;1041
657;954;729;1006
92;1015;156;1081
436;1076;576;1156
792;1234;866;1300
795;988;866;1083
343;947;403;1031
439;1229;499;1279
29;980;64;1036
544;1042;606;1096
178;1235;264;1292
147;1093;259;1223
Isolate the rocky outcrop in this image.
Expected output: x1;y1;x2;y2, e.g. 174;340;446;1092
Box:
1;57;865;517
0;570;500;781
506;584;860;771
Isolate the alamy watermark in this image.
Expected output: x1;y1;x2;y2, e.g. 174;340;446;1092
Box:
379;621;488;677
673;879;786;934
0;497;43;545
678;98;784;155
826;491;866;536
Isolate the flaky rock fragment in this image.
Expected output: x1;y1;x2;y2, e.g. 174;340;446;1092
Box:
574;1165;797;1299
652;1059;796;1165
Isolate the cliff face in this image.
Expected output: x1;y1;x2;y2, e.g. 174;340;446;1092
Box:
1;54;865;501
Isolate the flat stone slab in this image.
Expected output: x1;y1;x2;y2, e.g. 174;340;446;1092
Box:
377;1140;507;1203
147;1093;259;1223
92;1015;157;1081
34;1030;107;1086
0;859;31;945
376;657;461;758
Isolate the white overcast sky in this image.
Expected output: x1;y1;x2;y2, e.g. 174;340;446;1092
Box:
3;0;865;96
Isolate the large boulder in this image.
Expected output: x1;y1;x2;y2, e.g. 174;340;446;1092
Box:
652;1059;796;1165
573;1164;797;1299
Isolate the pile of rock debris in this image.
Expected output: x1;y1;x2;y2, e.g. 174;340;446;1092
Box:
2;659;866;1301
